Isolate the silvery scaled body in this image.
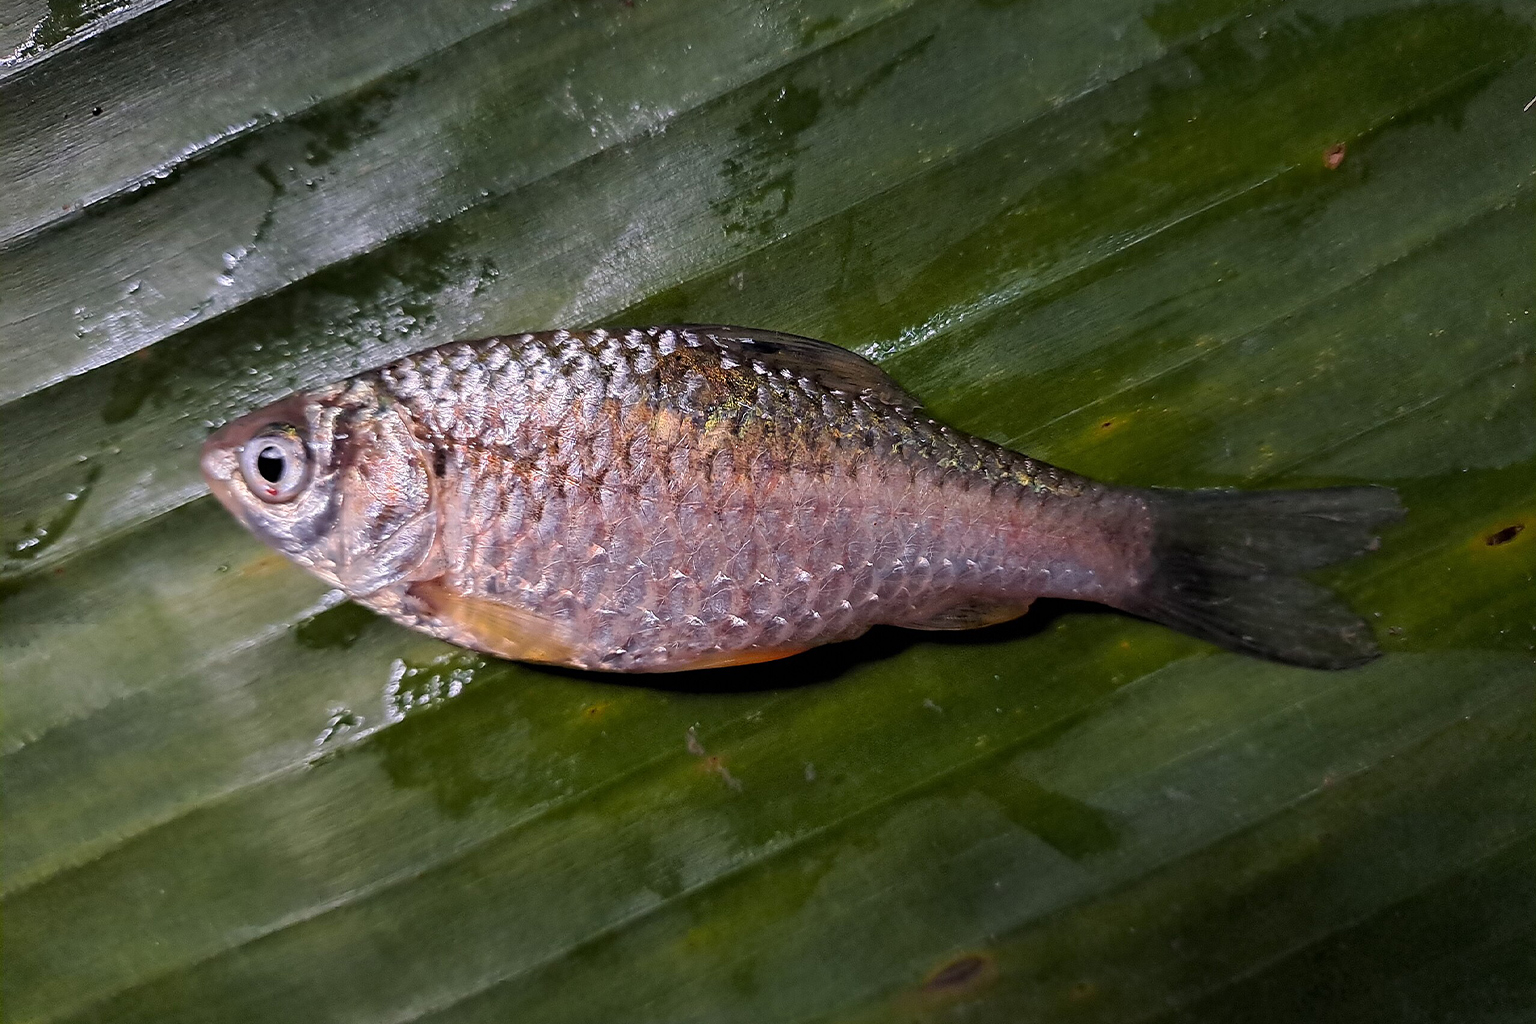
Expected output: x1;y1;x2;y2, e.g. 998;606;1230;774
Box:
202;326;1400;672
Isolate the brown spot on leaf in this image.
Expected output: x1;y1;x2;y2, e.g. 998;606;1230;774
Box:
1324;142;1347;169
238;552;290;577
923;952;995;994
1068;980;1098;1003
685;726;741;790
703;755;742;791
1486;523;1524;546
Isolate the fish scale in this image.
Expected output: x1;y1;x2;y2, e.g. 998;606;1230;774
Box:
203;325;1401;672
354;327;1120;669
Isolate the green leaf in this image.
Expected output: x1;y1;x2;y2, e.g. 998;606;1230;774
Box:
3;0;1532;1020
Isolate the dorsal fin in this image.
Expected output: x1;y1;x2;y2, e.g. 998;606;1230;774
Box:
664;325;922;409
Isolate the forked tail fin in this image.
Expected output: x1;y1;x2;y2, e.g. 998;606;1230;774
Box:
1118;486;1404;670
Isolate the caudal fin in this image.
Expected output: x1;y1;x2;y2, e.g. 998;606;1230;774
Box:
1119;486;1404;670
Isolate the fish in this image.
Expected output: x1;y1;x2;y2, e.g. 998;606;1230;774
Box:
201;325;1403;673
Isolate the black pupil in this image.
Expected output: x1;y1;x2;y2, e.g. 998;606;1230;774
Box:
255;446;286;484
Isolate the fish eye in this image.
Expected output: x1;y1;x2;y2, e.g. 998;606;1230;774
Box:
238;426;310;503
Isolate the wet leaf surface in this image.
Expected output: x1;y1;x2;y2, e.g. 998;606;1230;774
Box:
2;0;1532;1020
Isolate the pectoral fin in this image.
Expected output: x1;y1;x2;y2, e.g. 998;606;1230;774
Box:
406;578;584;667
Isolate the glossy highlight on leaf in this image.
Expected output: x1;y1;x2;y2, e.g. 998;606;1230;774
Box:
1;0;1531;1021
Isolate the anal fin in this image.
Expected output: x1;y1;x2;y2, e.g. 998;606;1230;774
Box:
664;644;810;672
907;598;1034;631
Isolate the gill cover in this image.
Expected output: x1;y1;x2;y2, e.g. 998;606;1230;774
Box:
334;403;441;595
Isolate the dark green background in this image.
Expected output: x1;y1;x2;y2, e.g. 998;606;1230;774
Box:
2;0;1532;1020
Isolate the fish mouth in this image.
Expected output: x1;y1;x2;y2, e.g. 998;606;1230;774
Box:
200;424;243;516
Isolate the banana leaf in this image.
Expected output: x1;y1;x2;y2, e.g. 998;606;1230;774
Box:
2;0;1532;1020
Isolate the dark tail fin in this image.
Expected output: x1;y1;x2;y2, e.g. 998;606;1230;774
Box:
1119;486;1404;670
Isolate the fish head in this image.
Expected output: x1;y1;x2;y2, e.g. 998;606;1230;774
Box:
201;381;442;595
